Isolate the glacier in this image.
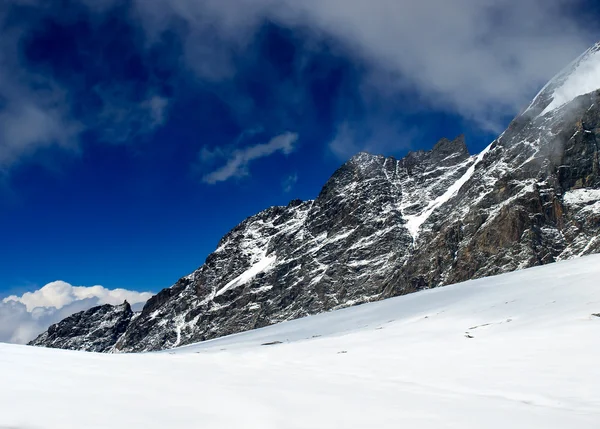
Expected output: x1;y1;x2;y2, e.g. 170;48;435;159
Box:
3;255;600;429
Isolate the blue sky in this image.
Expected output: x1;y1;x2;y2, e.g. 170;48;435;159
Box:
1;0;600;298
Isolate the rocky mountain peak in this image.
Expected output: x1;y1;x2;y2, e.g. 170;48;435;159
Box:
28;40;600;354
344;135;470;177
430;134;469;163
348;151;384;165
29;301;135;353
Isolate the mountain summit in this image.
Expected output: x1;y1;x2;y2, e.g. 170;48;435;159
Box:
30;41;600;353
525;41;600;117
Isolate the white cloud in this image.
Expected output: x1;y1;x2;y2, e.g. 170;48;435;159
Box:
3;280;154;311
0;3;170;171
282;173;298;193
0;21;82;171
0;281;153;344
129;0;595;133
328;119;421;160
1;0;596;167
91;85;171;144
329;123;363;160
281;0;587;116
202;132;299;184
146;95;169;128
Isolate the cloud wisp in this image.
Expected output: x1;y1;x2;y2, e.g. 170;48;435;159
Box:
0;2;171;172
282;173;298;193
201;132;299;184
0;281;153;344
0;0;597;168
129;0;596;132
0;17;81;171
278;0;594;130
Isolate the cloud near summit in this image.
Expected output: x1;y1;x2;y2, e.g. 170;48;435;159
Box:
129;0;595;129
0;0;596;167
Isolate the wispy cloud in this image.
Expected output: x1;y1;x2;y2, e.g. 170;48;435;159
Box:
0;281;153;344
0;0;597;169
0;17;81;171
129;0;596;133
282;173;298;193
275;0;594;127
92;86;170;144
328;119;422;160
0;2;171;172
201;132;299;184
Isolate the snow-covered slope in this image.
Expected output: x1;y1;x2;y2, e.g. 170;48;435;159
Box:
2;256;600;428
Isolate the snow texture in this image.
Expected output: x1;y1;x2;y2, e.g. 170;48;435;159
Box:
528;42;600;116
215;254;277;297
563;188;600;206
2;256;600;428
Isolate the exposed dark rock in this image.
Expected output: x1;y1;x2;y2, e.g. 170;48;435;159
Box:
30;42;600;353
261;341;283;346
29;302;134;353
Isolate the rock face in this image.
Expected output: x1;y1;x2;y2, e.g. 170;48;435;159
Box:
29;302;134;353
30;42;600;353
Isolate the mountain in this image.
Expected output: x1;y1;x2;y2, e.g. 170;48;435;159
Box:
30;42;600;353
29;302;135;353
6;255;600;428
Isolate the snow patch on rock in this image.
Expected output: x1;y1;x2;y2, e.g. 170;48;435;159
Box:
528;42;600;116
215;254;277;297
403;144;492;242
563;188;600;206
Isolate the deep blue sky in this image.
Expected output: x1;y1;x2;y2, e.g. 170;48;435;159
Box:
1;0;599;296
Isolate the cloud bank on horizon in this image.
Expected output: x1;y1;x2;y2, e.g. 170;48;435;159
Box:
0;281;153;344
0;0;597;173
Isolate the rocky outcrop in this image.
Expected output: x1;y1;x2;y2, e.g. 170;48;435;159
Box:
30;42;600;353
29;302;135;352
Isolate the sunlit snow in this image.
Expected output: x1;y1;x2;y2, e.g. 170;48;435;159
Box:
2;255;600;428
563;188;600;206
403;143;492;242
530;43;600;116
215;254;277;297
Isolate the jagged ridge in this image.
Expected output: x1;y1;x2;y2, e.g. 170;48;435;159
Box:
30;41;600;353
29;302;135;353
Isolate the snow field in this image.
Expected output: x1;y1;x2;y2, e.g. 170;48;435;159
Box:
1;255;600;428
